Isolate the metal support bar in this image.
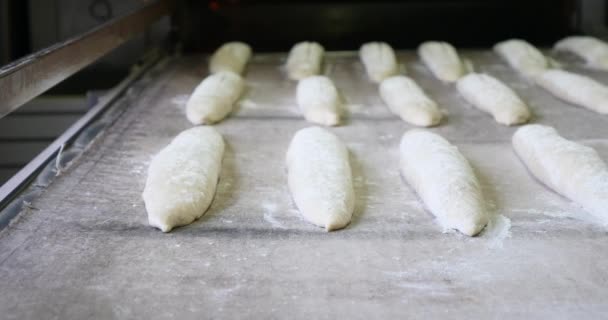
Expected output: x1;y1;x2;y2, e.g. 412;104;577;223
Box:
0;0;174;118
0;50;165;213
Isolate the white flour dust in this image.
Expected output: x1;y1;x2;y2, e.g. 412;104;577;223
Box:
262;202;287;229
482;214;512;249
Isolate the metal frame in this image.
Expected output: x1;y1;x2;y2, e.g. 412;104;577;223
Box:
0;0;175;212
0;49;164;215
0;0;174;118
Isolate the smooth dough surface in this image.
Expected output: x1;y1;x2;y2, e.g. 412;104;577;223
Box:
379;76;442;127
456;73;530;125
513;124;608;224
286;41;324;80
286;127;354;231
554;36;608;70
296;76;341;126
418;41;466;82
494;39;549;78
186;71;244;124
535;69;608;114
400;130;488;236
143;127;225;232
209;42;252;75
359;42;399;82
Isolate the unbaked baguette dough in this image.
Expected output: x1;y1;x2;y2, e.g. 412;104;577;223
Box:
379;76;442;127
286;127;354;231
418;41;466;82
143;127;225;232
286;41;324;80
359;42;399;82
400;130;488;236
535;69;608;114
494;39;549;78
554;36;608;70
186;71;244;124
456;73;530;125
209;42;252;75
296;76;341;126
513;124;608;224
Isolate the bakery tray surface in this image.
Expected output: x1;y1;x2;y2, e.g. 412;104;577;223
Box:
1;51;608;319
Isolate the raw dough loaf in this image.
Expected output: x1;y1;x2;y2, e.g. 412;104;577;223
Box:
286;127;354;231
513;124;608;224
554;36;608;70
209;42;252;75
494;39;549;78
186;71;244;124
286;41;324;80
143;127;225;232
296;76;341;126
535;69;608;114
418;41;466;82
400;130;488;236
456;73;530;125
379;76;442;127
359;42;399;82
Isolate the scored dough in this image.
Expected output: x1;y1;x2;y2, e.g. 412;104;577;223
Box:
535;69;608;114
400;130;488;236
286;127;355;231
456;73;530;125
209;42;252;75
379;76;442;127
418;41;466;82
513;124;608;224
296;76;341;126
143;127;225;232
359;42;400;83
494;39;550;78
286;41;325;80
554;36;608;70
186;71;244;124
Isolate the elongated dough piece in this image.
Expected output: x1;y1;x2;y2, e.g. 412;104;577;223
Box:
554;36;608;70
286;127;354;231
186;71;244;124
209;42;252;75
379;76;442;127
456;73;530;125
359;42;399;82
513;124;608;224
535;69;608;114
143;127;225;232
286;41;324;80
296;76;340;126
400;130;488;236
418;41;466;82
494;39;549;78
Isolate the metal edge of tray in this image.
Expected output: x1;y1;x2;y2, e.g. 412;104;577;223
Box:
0;50;167;230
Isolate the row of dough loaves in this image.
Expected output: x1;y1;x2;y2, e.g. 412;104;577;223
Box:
142;125;608;235
185;38;608;129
